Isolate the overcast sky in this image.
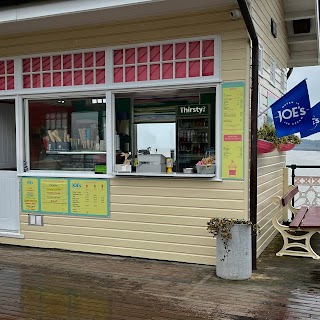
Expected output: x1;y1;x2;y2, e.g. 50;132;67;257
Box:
287;66;320;140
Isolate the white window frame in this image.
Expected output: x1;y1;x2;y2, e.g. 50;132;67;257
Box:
20;82;221;180
109;84;221;179
10;35;222;180
22;91;110;179
258;44;264;77
270;58;276;86
280;68;286;92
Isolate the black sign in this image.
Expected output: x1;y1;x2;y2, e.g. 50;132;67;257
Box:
177;104;209;117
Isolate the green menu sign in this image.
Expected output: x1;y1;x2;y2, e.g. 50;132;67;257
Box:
177;104;210;116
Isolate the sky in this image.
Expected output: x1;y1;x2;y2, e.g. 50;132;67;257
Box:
287;66;320;140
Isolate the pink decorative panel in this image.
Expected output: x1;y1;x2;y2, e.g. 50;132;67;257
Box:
23;59;30;73
125;49;135;64
84;53;94;68
202;59;214;76
189;41;200;59
0;77;5;90
0;59;15;90
96;69;105;84
85;70;94;85
203;40;214;57
53;72;62;87
63;71;72;86
175;43;186;60
162;44;173;61
32;74;41;88
113;38;215;83
42;57;51;71
96;52;105;67
150;46;160;62
138;47;148;63
0;61;5;75
138;65;148;81
23;75;31;89
114;68;123;83
32;58;41;72
74;71;83;85
43;73;51;87
189;61;200;77
175;62;186;78
22;50;106;89
162;63;173;79
63;55;72;69
125;67;135;82
7;76;14;90
150;64;160;80
7;60;14;74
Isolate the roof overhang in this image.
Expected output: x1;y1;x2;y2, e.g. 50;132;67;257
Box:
0;0;238;36
284;0;320;67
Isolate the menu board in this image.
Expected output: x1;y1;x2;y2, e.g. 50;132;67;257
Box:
70;180;107;215
21;177;110;217
22;178;39;212
40;179;68;213
221;82;245;180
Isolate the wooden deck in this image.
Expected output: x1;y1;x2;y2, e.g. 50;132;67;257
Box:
0;234;319;320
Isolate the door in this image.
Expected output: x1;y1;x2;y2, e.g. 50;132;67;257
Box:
0;101;19;232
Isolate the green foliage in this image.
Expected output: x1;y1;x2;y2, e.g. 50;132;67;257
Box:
257;122;301;150
207;218;259;261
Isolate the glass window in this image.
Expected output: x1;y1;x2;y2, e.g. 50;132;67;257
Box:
270;58;276;85
114;90;216;175
258;45;264;76
28;97;106;172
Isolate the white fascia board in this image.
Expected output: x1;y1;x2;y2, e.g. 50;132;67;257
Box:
0;0;164;23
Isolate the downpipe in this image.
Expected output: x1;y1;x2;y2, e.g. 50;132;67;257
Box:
236;0;259;270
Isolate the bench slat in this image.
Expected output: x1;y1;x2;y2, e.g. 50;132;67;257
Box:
289;206;308;228
299;206;320;228
282;186;299;207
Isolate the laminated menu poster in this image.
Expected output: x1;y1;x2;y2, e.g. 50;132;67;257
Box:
21;178;39;212
221;82;245;180
70;180;107;215
40;179;68;213
21;177;110;217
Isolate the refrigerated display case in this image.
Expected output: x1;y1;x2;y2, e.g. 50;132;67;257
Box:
176;105;211;172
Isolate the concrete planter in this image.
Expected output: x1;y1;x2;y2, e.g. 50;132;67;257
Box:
216;224;252;280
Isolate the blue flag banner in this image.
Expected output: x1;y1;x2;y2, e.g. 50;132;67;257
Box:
271;80;312;137
300;102;320;138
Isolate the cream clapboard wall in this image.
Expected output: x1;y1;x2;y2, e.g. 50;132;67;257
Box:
251;0;290;256
0;7;251;265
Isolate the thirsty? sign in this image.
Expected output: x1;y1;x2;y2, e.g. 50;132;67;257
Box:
177;104;209;116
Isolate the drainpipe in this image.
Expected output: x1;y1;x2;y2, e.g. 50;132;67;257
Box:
236;0;259;270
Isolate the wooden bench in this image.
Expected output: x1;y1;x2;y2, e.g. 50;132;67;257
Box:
272;185;320;259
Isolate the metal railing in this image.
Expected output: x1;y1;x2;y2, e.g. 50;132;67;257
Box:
286;164;320;207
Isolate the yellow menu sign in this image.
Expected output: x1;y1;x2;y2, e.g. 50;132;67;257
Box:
222;82;245;180
40;179;68;213
70;180;107;215
22;178;39;211
222;134;243;179
222;84;244;131
21;177;110;217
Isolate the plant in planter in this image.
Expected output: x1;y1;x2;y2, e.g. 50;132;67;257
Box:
257;122;301;152
207;217;260;280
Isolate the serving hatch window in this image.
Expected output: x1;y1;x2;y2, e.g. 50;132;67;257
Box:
114;89;216;175
28;97;107;172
